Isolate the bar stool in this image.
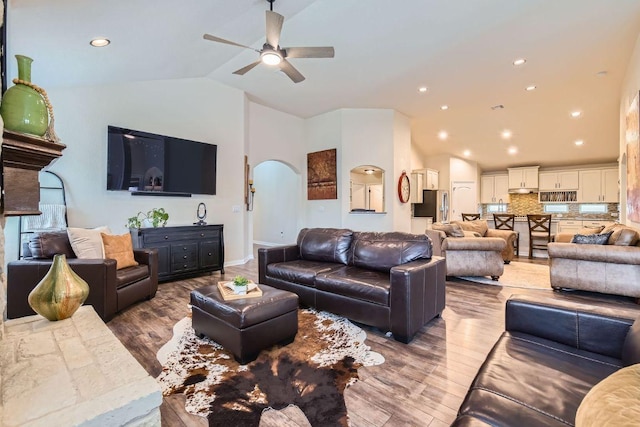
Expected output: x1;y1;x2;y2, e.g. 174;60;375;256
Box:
527;214;554;258
461;213;481;221
493;213;519;257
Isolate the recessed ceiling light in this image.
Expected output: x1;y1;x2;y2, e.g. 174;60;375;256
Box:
508;147;518;155
438;130;448;140
501;130;512;139
440;105;449;110
418;87;428;93
463;150;471;157
525;85;537;91
364;169;375;174
513;58;526;66
570;111;582;118
575;140;584;146
596;70;608;77
90;38;110;47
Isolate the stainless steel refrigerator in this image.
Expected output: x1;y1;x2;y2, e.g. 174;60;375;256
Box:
412;190;449;222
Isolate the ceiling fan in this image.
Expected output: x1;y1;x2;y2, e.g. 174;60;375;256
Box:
203;0;334;83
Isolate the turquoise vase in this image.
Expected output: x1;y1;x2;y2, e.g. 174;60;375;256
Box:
0;55;49;136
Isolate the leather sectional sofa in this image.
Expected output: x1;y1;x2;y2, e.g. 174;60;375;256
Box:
258;227;446;343
549;223;640;298
7;230;158;322
453;294;640;426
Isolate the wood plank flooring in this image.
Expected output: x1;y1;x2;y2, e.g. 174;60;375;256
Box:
107;255;637;426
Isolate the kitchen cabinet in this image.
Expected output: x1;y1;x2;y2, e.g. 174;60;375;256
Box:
508;166;539;190
426;169;439;190
578;168;618;203
539;171;579;190
410;168;439;203
556;220;582;234
480;174;509;204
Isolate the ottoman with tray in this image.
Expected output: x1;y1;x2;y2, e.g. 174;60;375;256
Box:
190;283;299;364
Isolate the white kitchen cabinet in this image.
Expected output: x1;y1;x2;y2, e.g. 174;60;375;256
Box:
556;220;582;234
426;169;439;190
539;171;579;190
410;171;424;203
481;174;509;204
508;166;539;190
578;168;618;202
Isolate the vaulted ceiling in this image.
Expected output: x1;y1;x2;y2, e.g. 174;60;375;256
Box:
7;0;640;170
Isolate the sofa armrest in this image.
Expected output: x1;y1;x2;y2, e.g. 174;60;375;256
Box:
133;248;158;297
389;256;446;342
258;245;300;284
554;232;575;243
548;242;640;264
506;294;639;359
7;258;119;322
486;228;516;241
424;229;445;256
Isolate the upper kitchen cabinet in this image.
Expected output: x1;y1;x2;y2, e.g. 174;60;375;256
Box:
539;170;579;191
480;174;509;204
508;166;539;191
410;168;439;203
578;168;618;203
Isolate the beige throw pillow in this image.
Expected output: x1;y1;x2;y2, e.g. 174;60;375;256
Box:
101;233;139;269
453;219;489;237
432;223;465;238
67;226;111;258
575;363;640;427
601;224;640;246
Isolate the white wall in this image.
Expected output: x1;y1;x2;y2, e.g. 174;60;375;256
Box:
620;33;640;227
393;111;412;232
4;78;249;265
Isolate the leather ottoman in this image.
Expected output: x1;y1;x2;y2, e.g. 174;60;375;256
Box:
190;283;299;364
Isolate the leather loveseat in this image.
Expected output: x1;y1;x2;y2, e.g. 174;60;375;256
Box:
7;230;158;322
549;223;640;298
452;294;640;426
258;228;446;343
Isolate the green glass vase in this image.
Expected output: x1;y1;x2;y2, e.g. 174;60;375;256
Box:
28;254;90;321
0;55;49;136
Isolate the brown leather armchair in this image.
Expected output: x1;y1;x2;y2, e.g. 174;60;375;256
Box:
7;231;158;322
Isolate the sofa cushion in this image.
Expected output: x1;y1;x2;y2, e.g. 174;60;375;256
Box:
28;231;75;259
315;266;390;306
453;219;488;237
601;224;640;246
350;232;432;273
116;264;150;289
571;231;613;245
101;233;139;269
67;226;111;259
266;260;344;286
432;222;465;237
297;228;353;265
575;363;640;427
457;331;621;426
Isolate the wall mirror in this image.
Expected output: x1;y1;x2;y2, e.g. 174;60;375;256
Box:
350;165;385;213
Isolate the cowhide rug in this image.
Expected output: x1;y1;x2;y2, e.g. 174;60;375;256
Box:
156;308;384;426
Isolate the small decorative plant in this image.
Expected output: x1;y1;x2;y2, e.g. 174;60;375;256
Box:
126;208;169;229
232;275;250;295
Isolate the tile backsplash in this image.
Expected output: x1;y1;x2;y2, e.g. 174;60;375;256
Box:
481;193;619;220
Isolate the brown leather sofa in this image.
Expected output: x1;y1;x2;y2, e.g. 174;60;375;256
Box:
452;294;640;426
7;230;158;322
258;228;446;344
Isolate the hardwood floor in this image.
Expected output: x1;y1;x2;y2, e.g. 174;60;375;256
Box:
107;255;636;426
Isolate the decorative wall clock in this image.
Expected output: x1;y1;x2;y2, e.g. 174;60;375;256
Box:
398;171;410;203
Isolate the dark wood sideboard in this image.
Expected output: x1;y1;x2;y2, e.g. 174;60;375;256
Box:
131;224;224;282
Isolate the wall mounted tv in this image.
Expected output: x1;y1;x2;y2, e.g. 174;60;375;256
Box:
107;126;217;197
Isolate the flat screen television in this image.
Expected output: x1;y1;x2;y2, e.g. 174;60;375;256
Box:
107;126;217;196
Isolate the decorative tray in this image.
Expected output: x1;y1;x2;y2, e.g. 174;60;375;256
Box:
217;280;263;301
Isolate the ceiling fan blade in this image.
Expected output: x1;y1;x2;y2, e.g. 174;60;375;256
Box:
279;59;305;83
203;33;255;51
284;46;335;58
265;10;284;48
233;60;262;76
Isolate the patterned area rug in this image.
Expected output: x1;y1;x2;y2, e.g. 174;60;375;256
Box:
459;261;551;289
156;308;384;426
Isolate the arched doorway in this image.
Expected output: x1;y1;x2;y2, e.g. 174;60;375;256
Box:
252;160;301;246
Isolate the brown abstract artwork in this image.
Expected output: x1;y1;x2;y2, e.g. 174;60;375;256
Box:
307;148;337;200
627;92;640;222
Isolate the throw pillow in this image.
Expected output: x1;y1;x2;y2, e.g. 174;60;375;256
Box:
453;219;488;237
601;224;640;246
101;233;139;269
577;226;605;235
432;223;465;238
67;226;111;259
571;231;613;245
575;363;640;427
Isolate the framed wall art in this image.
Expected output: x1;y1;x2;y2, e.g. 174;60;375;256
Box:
307;148;337;200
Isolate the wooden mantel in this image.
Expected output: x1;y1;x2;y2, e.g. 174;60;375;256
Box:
1;129;66;216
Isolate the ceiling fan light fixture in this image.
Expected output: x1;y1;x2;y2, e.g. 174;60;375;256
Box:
261;51;282;65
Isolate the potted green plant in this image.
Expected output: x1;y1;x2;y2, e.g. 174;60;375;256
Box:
126;208;169;229
232;275;249;295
